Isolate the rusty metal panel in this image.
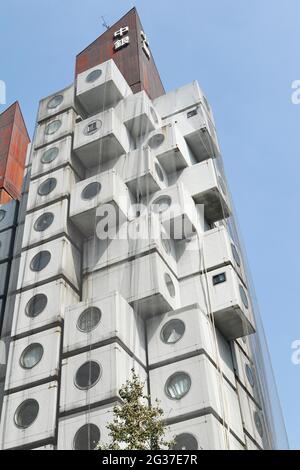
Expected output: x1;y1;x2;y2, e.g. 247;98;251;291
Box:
75;8;165;101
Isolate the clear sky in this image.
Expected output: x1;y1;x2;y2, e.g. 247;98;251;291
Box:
1;0;299;449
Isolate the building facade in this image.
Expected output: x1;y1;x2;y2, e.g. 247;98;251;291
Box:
0;8;286;450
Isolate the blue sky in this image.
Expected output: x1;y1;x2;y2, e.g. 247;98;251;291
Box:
1;0;299;449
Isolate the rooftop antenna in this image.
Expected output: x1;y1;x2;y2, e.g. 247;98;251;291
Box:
101;16;110;30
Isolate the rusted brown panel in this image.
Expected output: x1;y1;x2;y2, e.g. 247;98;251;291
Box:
75;8;165;100
0;188;13;205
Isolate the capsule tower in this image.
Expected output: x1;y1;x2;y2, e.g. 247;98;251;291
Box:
0;8;287;450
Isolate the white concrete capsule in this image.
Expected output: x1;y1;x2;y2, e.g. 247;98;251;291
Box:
37;84;75;124
0;381;58;450
0;200;18;233
237;383;266;449
0;262;9;297
34;109;77;150
76;59;132;116
0;228;13;262
5;327;61;391
73;108;130;168
63;291;146;365
121;90;161;137
11;280;79;337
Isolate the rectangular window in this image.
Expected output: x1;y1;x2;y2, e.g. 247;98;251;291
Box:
187;108;198;118
212;273;226;286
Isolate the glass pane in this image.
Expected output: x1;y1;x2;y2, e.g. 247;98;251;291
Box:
38;178;57;196
151;196;171;214
45;120;62;135
155;162;164;182
47;95;64;109
86;70;102;83
20;344;44;369
74;424;100;450
34;212;54;232
26;294;48;318
81;182;101;200
148;133;165;149
15;399;39;428
41;147;59;164
75;361;101;390
161;319;185;344
239;285;249;309
30;251;51;272
77;307;102;333
165;373;191;400
173;434;198;450
164;273;176;298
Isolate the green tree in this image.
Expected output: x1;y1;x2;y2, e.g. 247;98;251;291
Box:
97;369;174;450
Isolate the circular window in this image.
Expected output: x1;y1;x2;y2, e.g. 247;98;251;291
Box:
164;273;176;298
20;343;44;369
14;399;39;429
231;243;241;267
151;196;171;214
34;212;54;232
0;210;6;222
239;285;249;309
245;364;255;387
30;251;51;272
173;434;198;450
81;182;101;200
86;69;102;83
254;411;264;438
45;120;62;135
47;95;64;109
148;133;165;149
84;120;102;136
155;162;164;182
37;177;57;196
25;294;48;318
73;423;100;450
150;107;159;124
165;372;191;400
77;307;102;333
41;147;59;164
161;319;185;344
75;361;101;390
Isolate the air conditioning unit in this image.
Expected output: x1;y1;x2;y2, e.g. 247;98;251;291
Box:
37;84;75;124
83;213;177;275
0;228;13;262
144;123;194;173
31;136;84;180
149;354;244;442
76;59;132;116
83;253;180;317
63;291;146;366
0;262;9;297
73;108;130;168
69;170;134;237
57;404;115;450
232;342;259;401
16;237;81;293
120;90;161;138
10;280;79;338
0;200;18;233
178;160;231;223
166;414;244;450
147;303;235;387
26;166;78;212
0;381;58;450
60;343;146;414
205;265;256;340
237;383;266;449
114;147;168;197
34;109;77;150
154;81;215;126
22;199;82;250
148;183;198;240
4;327;61;392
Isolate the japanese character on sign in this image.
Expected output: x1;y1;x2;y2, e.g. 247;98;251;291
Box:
114;27;129;38
141;30;151;59
114;36;130;51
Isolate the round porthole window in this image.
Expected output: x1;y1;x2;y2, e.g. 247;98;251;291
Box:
148;133;165;149
84;120;102;136
20;343;44;369
73;423;100;450
161;319;185;344
150;107;159;124
239;284;249;309
14;399;39;429
77;307;102;333
86;69;102;83
0;210;6;222
30;251;51;272
151;195;171;214
165;372;191;400
173;434;198;450
41;147;59;164
34;212;54;232
164;273;176;298
81;182;101;200
155;162;164;182
231;243;241;267
245;364;255;387
254;411;264;438
45;120;62;135
75;361;101;390
47;94;64;110
25;294;48;318
37;177;57;196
